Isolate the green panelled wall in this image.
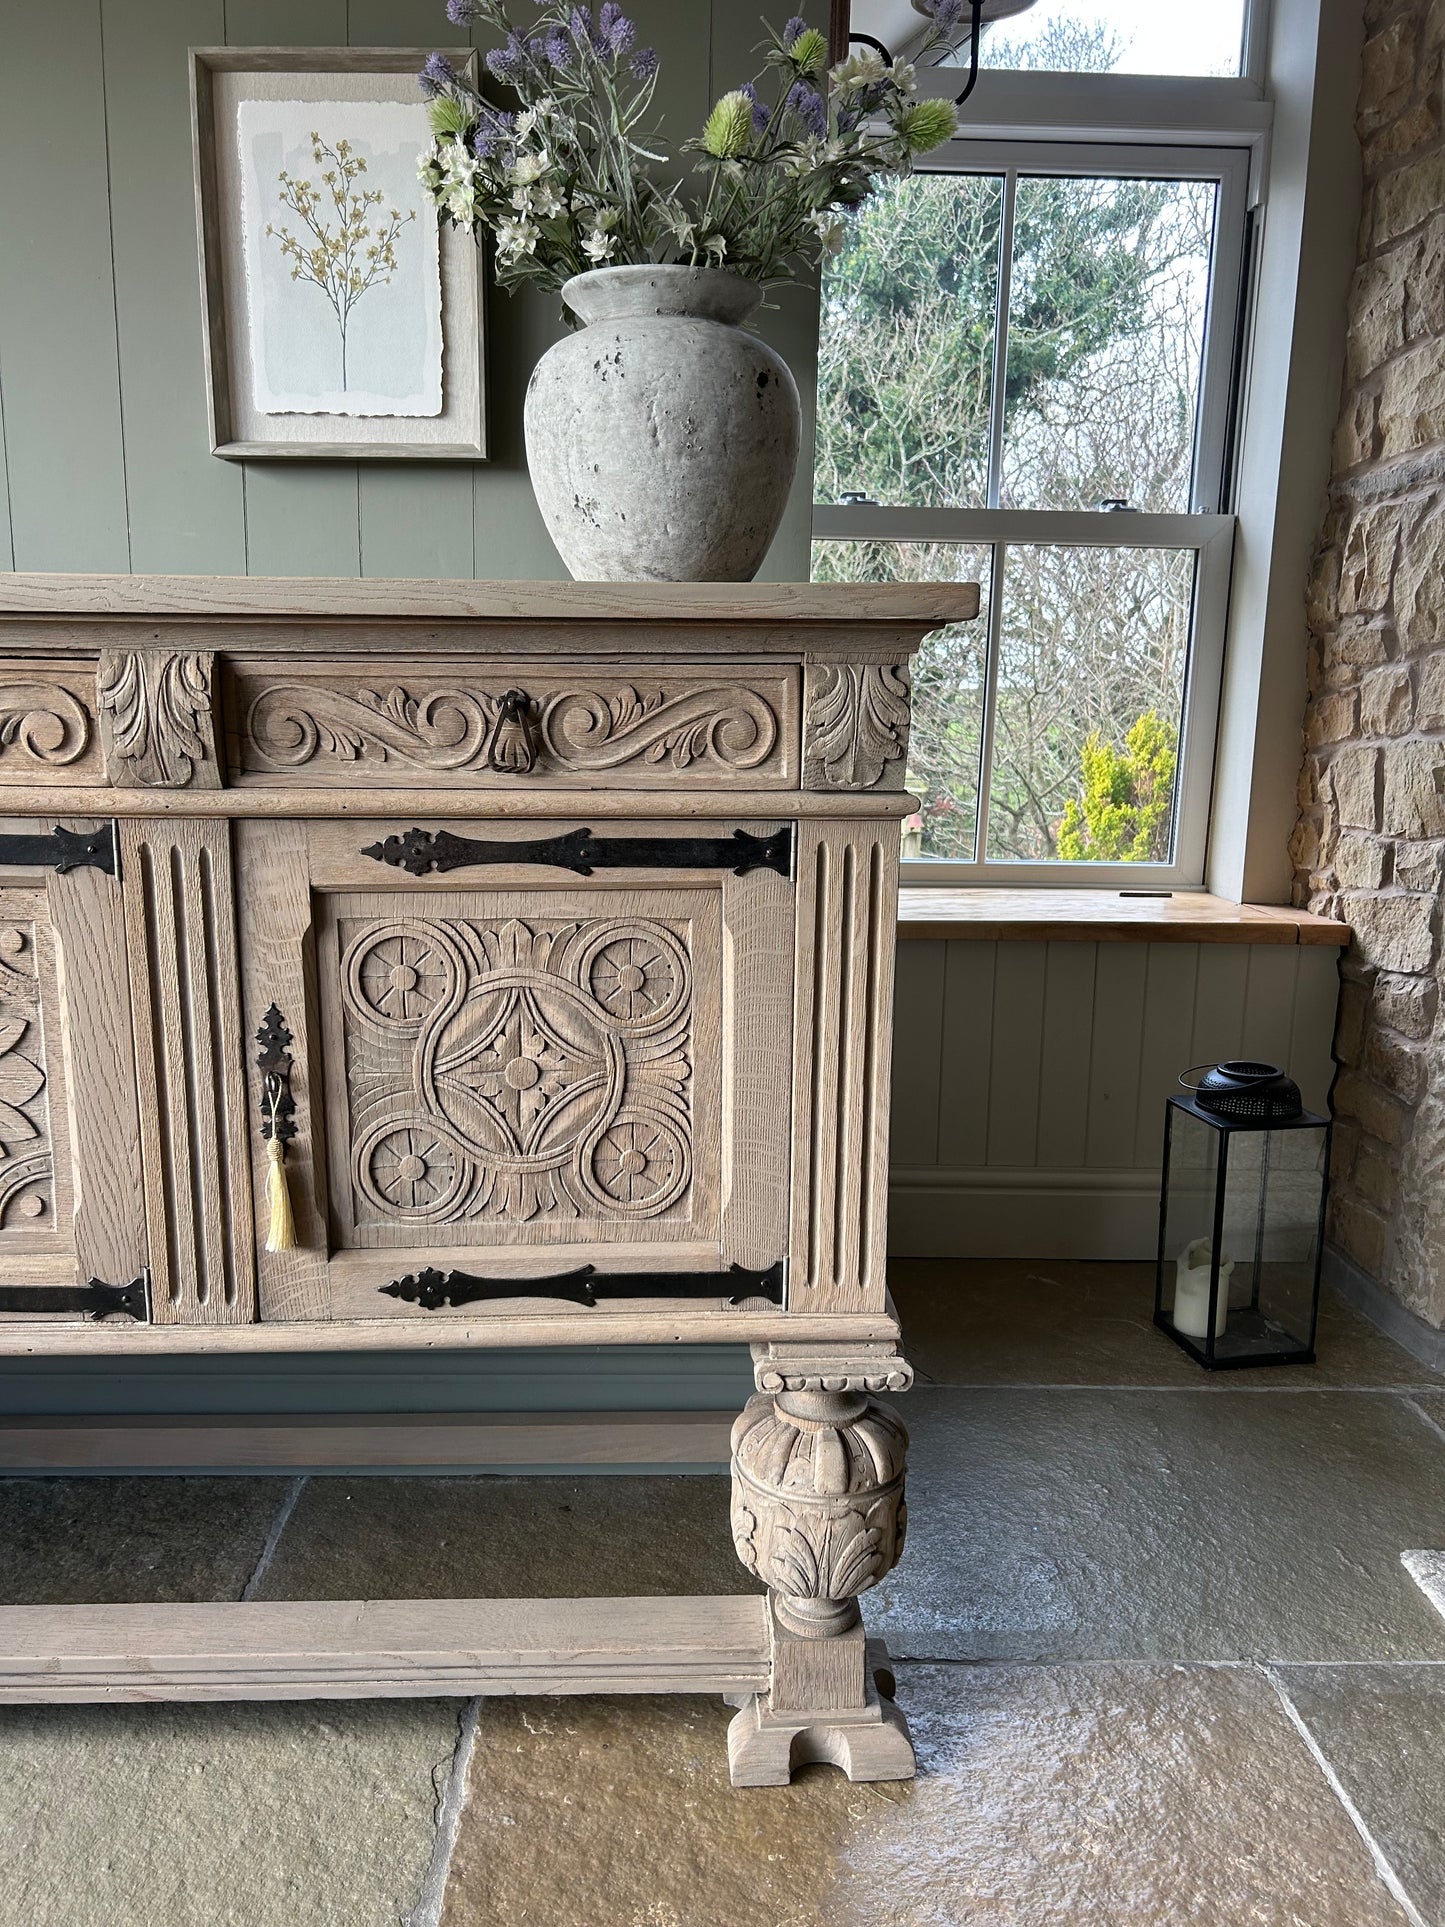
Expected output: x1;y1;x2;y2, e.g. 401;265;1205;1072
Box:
0;0;822;582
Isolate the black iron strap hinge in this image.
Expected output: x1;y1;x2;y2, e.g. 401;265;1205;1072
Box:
0;1274;149;1321
0;823;118;877
381;1258;787;1312
361;825;794;881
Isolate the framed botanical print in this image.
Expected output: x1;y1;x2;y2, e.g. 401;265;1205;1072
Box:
189;48;486;460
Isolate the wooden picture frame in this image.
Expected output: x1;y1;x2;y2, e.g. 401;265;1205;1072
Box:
189;47;487;461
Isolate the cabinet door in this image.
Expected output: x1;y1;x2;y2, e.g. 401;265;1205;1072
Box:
235;818;796;1324
0;825;148;1321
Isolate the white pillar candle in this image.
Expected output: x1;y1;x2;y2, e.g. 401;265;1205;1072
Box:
1172;1238;1232;1339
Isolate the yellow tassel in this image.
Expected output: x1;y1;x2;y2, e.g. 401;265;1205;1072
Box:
264;1133;296;1253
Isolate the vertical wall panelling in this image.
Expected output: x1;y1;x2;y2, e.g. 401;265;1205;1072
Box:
1191;944;1252;1066
103;0;246;574
936;939;997;1168
1240;945;1302;1072
225;0;363;578
1035;941;1097;1169
0;373;13;570
352;0;477;580
707;1;823;583
890;940;946;1167
1084;943;1148;1167
0;0;130;571
985;941;1046;1166
1131;943;1201;1166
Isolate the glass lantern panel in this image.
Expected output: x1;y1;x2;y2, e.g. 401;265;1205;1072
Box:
1214;1124;1328;1362
1160;1104;1226;1345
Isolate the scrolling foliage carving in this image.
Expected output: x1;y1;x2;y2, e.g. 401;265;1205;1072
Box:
803;663;911;790
0;683;92;770
0;924;52;1232
244;678;780;778
337;913;695;1232
99;650;220;789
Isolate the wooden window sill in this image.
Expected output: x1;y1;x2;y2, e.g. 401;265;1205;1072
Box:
897;888;1349;946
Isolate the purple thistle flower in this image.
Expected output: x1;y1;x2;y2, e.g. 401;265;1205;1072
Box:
570;6;593;48
543;24;573;65
445;0;483;18
926;0;966;24
418;50;456;97
782;15;809;47
630;44;659;78
598;3;636;56
485;33;525;80
835;105;858;133
471;107;516;157
739;80;770;136
785;79;826;137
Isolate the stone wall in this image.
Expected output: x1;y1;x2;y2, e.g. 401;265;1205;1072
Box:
1292;0;1445;1323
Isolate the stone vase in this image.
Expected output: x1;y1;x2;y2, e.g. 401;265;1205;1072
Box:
523;265;802;583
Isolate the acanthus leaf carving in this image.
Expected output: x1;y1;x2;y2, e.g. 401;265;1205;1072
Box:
99;649;220;790
0;682;92;770
242;676;783;779
803;662;911;791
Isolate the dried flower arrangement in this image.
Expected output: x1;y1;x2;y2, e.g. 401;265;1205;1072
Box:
416;3;965;297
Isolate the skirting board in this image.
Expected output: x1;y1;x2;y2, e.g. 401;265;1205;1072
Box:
1323;1245;1445;1374
889;1167;1161;1261
0;1411;735;1475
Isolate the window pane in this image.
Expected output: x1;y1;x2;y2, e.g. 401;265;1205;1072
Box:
986;545;1193;862
811;540;991;860
1002;175;1217;512
814;174;1003;509
977;1;1246;76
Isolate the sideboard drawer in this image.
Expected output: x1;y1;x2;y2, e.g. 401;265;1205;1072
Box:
224;661;800;790
236;817;796;1324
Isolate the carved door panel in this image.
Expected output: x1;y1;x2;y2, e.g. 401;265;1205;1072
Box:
0;825;148;1320
235;818;796;1325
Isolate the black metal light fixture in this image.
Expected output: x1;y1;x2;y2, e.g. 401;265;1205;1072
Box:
1155;1061;1332;1370
850;0;1039;105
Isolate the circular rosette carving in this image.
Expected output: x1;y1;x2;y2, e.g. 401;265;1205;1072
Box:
574;922;689;1033
730;1391;909;1637
343;922;465;1031
423;976;625;1173
583;1111;690;1216
354;1120;468;1222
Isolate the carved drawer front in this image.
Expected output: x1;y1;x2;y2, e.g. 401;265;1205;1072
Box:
225;661;799;788
0;831;148;1322
236;818;796;1324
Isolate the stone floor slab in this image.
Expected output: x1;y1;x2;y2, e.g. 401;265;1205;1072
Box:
439;1664;1408;1927
0;1698;461;1927
891;1260;1440;1388
1275;1663;1445;1927
256;1474;760;1602
869;1387;1445;1662
0;1476;291;1604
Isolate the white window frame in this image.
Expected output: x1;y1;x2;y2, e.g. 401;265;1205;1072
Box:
815;13;1276;889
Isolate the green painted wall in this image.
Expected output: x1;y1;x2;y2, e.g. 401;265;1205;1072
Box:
0;0;820;1432
0;0;821;582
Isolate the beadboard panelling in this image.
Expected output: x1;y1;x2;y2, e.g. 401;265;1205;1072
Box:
0;0;823;582
890;938;1340;1259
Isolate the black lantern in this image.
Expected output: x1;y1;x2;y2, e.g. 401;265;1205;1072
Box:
1154;1062;1332;1370
850;0;1039;106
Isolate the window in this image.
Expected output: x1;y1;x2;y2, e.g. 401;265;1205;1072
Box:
816;10;1266;884
976;2;1250;78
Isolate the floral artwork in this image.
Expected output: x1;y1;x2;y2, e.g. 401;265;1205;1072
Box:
237;99;442;417
415;3;964;298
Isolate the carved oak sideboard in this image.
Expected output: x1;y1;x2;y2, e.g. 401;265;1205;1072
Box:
0;574;978;1785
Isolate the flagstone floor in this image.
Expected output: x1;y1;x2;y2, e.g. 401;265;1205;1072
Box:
4;1261;1445;1926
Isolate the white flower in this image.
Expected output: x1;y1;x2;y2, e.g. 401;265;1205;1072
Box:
702;232;728;261
443;185;476;223
496;215;541;258
888;60;917;95
532;180;566;219
808;210;846;255
582;226;618;263
514;100;555;140
510;151;548;186
830;49;887;91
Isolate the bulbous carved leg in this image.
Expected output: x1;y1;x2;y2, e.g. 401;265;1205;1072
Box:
726;1353;914;1786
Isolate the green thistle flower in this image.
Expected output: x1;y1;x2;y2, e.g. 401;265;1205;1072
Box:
788;26;828;78
427;94;471;137
896;97;957;155
701;90;754;159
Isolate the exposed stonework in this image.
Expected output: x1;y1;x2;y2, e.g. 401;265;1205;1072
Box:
1294;0;1445;1324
